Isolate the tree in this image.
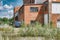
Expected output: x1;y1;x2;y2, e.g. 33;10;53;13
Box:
8;18;14;25
2;17;9;24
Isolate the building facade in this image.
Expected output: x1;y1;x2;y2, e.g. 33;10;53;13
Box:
50;0;60;28
14;0;48;25
14;0;60;27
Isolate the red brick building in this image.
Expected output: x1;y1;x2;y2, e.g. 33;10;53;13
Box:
50;0;60;27
14;0;48;25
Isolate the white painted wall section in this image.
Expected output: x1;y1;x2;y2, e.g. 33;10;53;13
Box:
44;14;48;24
57;21;60;28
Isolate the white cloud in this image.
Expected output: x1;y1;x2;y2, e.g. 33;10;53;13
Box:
8;10;13;13
0;1;4;10
0;6;3;10
3;4;13;9
0;1;13;10
0;1;13;19
0;4;13;10
0;1;3;6
8;10;13;18
0;10;13;19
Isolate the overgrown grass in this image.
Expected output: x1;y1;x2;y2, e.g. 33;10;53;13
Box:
0;22;60;40
17;22;57;37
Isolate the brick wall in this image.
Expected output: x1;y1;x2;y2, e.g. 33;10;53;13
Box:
24;4;44;24
50;0;60;27
51;14;60;27
23;0;35;4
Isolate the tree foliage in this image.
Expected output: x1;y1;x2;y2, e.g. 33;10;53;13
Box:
0;18;14;25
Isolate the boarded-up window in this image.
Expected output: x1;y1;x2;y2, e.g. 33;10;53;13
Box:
52;3;60;14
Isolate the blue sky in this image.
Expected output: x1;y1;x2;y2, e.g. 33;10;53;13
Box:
0;0;23;7
0;0;23;18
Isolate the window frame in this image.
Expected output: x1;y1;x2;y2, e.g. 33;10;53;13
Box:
52;2;60;14
30;7;38;12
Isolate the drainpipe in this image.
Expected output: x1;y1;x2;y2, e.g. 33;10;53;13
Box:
43;0;48;25
43;4;45;25
49;0;52;27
